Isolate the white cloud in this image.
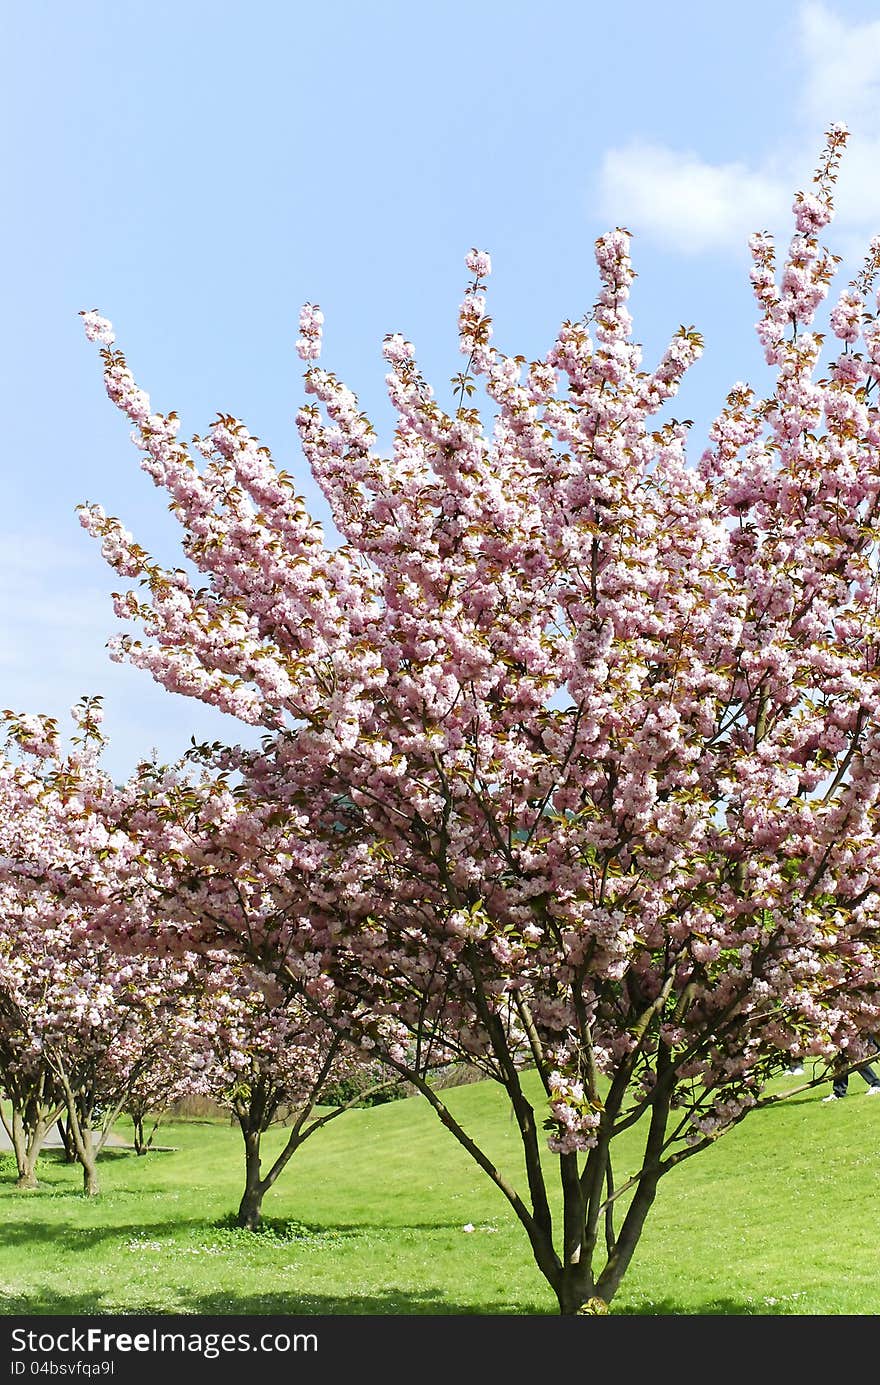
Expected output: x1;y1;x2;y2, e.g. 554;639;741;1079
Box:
598;144;787;254
800;1;880;128
597;3;880;257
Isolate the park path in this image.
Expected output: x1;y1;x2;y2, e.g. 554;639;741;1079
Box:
0;1122;129;1151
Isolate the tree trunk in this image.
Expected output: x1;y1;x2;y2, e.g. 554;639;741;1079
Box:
237;1181;265;1230
591;1085;670;1307
236;1129;265;1229
57;1115;77;1162
593;1170;660;1305
13;1136;40;1190
10;1110;35;1188
75;1116;100;1198
132;1113;148;1155
53;1064;100;1198
550;1209;600;1315
10;1107;53;1190
131;1109;163;1155
554;1267;606;1316
81;1152;100;1198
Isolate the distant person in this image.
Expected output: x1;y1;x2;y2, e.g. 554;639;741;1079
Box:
822;1042;880;1102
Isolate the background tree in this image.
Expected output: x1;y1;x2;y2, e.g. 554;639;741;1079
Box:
125;1022;198;1156
0;906;199;1197
189;952;393;1229
0;990;65;1189
0;703;195;1194
81;125;880;1312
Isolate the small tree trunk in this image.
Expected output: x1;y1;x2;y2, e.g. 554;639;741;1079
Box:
131;1109;164;1156
53;1063;100;1198
57;1115;77;1163
76;1114;100;1198
237;1129;265;1230
132;1112;147;1155
10;1107;53;1190
13;1130;40;1190
10;1110;34;1188
81;1150;100;1198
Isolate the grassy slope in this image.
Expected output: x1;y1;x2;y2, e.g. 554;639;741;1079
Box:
2;1069;879;1315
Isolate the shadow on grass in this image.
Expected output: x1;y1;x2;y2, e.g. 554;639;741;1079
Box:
619;1297;810;1315
0;1213;478;1252
0;1218;224;1250
41;1148;174;1164
0;1148;186;1200
0;1285;804;1316
0;1149;169;1184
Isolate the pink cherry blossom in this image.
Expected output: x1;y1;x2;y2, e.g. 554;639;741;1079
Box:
79;123;880;1313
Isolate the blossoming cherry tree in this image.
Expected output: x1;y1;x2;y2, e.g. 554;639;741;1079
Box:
81;126;880;1312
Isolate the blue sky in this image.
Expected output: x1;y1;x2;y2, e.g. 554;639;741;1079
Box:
3;0;880;780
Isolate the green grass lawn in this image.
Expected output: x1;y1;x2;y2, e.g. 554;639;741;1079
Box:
2;1070;879;1315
